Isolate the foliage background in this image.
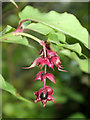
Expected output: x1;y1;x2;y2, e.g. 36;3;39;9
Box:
1;2;89;119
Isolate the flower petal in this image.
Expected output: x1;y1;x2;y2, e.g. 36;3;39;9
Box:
47;63;54;71
47;50;57;58
47;95;55;103
35;71;44;81
50;56;61;66
22;57;42;69
58;65;67;72
42;99;47;108
40;57;49;69
38;49;44;56
43;73;56;84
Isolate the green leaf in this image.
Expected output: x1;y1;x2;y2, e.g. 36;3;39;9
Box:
62;43;82;55
60;49;90;73
0;25;15;35
26;21;66;44
0;74;34;105
19;6;89;49
48;32;66;44
0;32;29;46
21;21;31;29
78;59;89;73
26;23;54;35
68;113;86;118
0;25;30;46
50;42;81;55
57;32;66;43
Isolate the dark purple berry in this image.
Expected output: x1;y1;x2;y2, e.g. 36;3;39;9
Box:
40;92;48;100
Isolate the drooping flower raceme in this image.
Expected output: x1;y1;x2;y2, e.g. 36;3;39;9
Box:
13;19;66;107
23;40;66;107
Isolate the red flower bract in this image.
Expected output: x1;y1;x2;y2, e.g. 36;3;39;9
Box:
34;71;44;81
34;86;55;108
46;49;57;58
42;73;56;84
35;71;56;84
37;57;54;71
50;56;61;66
22;57;54;71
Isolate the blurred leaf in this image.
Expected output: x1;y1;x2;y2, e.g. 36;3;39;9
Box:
19;6;89;49
78;59;89;73
0;32;29;46
3;103;15;116
0;25;15;35
60;49;90;73
0;74;34;105
6;15;19;25
55;95;68;103
64;88;84;103
68;113;86;118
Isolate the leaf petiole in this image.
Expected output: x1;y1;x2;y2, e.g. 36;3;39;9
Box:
13;32;42;44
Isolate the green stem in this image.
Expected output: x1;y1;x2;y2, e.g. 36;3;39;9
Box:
43;46;47;88
13;32;41;44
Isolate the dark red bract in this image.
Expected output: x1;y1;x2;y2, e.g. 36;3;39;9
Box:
35;71;56;84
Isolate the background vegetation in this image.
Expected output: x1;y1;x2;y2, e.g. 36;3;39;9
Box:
1;2;89;119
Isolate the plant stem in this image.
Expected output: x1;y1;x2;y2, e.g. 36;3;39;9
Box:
43;46;47;88
44;78;46;88
13;32;41;44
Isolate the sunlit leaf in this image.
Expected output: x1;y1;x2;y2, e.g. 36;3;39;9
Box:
51;42;82;55
0;25;15;35
60;49;90;73
0;32;29;46
21;21;31;29
19;6;89;49
26;23;54;35
48;32;66;44
62;43;82;55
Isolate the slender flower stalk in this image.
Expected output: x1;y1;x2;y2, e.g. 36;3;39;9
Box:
43;45;47;88
13;32;41;44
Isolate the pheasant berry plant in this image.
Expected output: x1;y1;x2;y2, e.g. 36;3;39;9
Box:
1;5;89;109
22;37;67;107
11;18;67;107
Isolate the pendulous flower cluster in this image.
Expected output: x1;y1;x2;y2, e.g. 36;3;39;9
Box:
23;40;66;107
